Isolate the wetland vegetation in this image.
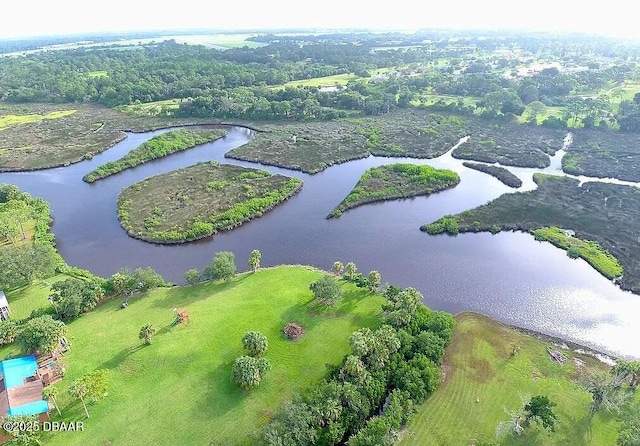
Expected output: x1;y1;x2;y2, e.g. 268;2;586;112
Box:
225;110;467;173
0;103;221;171
423;174;640;292
563;130;640;182
328;163;460;218
462;161;523;188
3;28;640;445
82;128;227;182
117;162;302;243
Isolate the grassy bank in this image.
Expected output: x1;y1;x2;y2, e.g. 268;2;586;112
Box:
0;103;222;171
400;313;620;446
328;163;460;218
14;266;384;446
82;128;227;182
462;161;523;188
532;227;623;279
117;162;302;243
421;174;640;292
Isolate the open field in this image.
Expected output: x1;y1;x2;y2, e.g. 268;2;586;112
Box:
117;162;302;243
83;128;227;182
282;73;358;88
462;162;523;188
0;103;222;171
422;174;640;293
328;163;460;218
0;110;77;130
116;99;184;117
0;266;385;446
400;313;622;446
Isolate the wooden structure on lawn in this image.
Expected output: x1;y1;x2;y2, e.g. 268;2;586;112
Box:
170;308;190;327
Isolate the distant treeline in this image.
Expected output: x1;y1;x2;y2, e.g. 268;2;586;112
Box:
3;32;640;130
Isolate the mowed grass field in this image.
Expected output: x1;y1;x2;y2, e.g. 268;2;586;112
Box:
7;266;384;445
400;313;623;446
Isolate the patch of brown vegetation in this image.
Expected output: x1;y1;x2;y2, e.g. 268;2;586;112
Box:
0;103;221;171
283;322;305;340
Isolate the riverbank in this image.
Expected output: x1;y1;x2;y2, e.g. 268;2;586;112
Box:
117;161;303;244
400;312;621;445
422;173;640;293
14;266;385;446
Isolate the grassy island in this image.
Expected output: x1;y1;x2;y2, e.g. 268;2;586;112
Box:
421;174;640;290
462;161;523;188
400;313;621;446
83;128;227;182
117;162;302;243
328;163;460;218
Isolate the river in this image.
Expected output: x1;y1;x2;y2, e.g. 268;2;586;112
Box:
2;125;640;359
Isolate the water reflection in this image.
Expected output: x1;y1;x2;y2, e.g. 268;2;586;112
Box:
3;126;640;358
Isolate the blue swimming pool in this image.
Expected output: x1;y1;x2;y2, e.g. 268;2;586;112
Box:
0;355;38;389
7;400;49;417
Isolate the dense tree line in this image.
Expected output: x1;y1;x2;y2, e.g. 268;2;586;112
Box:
262;284;455;445
3;31;640;127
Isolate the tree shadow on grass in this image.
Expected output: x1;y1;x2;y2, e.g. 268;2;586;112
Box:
558;413;594;445
97;344;146;371
147;275;249;310
187;361;248;419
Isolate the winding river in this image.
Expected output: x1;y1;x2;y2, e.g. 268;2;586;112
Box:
3;125;640;359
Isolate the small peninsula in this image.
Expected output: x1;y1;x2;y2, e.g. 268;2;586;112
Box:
328;163;460;218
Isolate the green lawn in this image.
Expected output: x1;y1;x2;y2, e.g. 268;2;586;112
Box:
4;275;70;320
400;313;623;446
282;73;358;88
15;266;384;445
0;110;77;130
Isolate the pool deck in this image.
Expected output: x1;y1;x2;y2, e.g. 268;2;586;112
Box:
0;355;49;418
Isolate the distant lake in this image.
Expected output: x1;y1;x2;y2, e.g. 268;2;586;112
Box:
2;125;639;359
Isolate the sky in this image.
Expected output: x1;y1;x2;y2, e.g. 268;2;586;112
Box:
2;0;639;40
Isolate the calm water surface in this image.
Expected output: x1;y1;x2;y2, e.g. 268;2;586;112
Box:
3;126;640;359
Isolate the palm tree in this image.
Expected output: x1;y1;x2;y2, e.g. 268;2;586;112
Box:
580;370;631;416
68;379;90;418
42;385;61;416
139;323;156;345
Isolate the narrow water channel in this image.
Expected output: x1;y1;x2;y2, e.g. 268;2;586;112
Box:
3;126;640;359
